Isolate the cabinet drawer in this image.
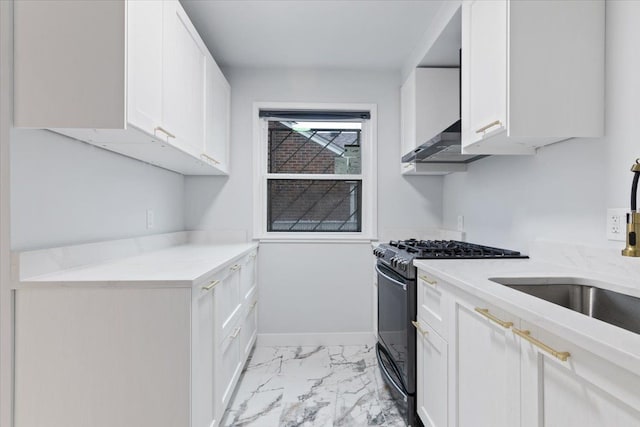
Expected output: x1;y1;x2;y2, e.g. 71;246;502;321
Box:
239;251;257;301
417;269;447;336
240;297;258;359
214;264;242;342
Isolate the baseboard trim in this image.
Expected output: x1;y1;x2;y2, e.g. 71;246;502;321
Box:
256;332;376;347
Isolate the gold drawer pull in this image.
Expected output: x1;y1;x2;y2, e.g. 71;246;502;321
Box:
201;280;220;291
411;320;428;336
474;308;513;329
200;153;220;164
513;328;570;362
154;126;176;139
249;253;257;260
249;301;257;310
403;163;414;169
230;327;242;340
475;120;502;134
230;264;241;272
419;275;437;286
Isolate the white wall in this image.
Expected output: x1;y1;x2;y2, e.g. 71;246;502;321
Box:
185;68;443;338
11;130;185;251
443;0;640;253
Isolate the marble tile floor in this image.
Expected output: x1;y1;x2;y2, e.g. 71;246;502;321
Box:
221;345;407;427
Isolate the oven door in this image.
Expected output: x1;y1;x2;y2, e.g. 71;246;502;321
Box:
376;262;415;393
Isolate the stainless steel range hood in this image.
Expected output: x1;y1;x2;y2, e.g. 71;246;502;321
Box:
401;120;486;164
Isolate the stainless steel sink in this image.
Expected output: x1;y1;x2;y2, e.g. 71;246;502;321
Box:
489;277;640;335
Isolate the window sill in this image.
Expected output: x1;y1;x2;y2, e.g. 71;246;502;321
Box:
255;233;376;244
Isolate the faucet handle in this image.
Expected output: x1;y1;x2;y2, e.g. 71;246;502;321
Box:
631;158;640;172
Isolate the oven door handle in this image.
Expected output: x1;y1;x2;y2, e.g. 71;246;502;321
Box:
376;345;408;402
375;264;407;291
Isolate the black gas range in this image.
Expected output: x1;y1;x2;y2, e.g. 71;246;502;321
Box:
373;239;527;427
373;239;528;279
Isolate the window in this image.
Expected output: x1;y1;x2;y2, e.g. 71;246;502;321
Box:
253;103;377;240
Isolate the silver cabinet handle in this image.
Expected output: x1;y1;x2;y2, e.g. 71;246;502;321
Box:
201;280;220;291
475;120;502;134
154;126;176;139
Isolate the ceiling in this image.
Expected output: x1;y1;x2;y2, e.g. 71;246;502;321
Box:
181;0;446;70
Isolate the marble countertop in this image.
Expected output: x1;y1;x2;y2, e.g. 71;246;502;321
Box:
413;257;640;376
16;242;258;288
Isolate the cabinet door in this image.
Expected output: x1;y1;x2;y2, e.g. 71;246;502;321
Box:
463;0;507;146
127;0;163;136
192;285;216;427
204;54;231;172
416;320;447;427
162;0;206;155
215;265;242;341
453;295;520;427
240;294;258;358
519;321;640;427
218;325;243;411
400;72;417;157
239;251;257;302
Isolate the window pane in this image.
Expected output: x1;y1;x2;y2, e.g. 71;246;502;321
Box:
267;121;361;174
267;180;362;232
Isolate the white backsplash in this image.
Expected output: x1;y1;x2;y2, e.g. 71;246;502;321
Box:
530;239;640;290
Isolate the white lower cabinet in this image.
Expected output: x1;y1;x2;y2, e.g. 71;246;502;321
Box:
415;320;447;427
193;281;216;427
519;321;640;427
415;271;449;427
14;287;192;427
14;249;258;427
415;268;640;427
452;294;520;427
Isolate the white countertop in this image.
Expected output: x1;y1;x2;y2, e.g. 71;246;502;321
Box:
16;242;258;288
413;257;640;376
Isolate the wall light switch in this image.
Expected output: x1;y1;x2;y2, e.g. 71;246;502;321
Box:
457;215;465;232
607;208;626;241
146;209;154;229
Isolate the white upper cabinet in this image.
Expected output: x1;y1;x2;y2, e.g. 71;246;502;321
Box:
401;68;459;158
14;0;230;176
127;0;164;138
400;68;467;175
204;54;231;173
461;0;605;155
163;1;207;158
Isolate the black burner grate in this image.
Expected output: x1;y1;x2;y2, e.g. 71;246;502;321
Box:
389;239;526;259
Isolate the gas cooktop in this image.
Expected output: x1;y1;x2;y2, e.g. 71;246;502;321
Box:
387;239;527;259
373;239;528;278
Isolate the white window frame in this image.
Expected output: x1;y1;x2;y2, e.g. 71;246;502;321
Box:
252;102;377;241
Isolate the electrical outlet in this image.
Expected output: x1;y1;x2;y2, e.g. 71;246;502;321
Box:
607;208;626;241
146;209;154;229
457;215;465;232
